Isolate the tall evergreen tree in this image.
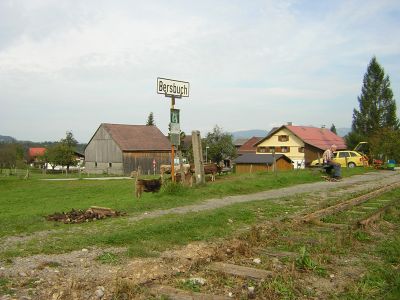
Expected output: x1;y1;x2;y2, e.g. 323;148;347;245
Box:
330;124;337;135
146;112;155;126
352;56;399;137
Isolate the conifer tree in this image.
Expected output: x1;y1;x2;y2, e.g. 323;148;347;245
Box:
352;56;399;137
330;124;337;135
146;112;155;126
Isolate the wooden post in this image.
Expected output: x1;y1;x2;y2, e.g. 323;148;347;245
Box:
178;149;185;185
171;96;175;182
192;130;205;184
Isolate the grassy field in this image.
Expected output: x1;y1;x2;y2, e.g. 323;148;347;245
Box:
0;167;369;239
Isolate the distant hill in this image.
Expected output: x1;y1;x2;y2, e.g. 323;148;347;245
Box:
336;128;351;137
231;129;268;139
0;134;16;143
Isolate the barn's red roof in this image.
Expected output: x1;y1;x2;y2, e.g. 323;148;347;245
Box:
238;136;263;154
102;124;171;151
28;147;46;158
256;125;346;151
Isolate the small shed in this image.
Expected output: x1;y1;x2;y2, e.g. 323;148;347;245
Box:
233;153;293;174
85;123;171;175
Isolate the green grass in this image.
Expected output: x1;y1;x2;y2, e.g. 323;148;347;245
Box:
0;194;297;259
0;167;372;238
0;167;374;260
336;201;400;300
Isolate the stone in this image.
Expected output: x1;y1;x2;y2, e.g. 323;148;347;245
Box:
189;277;206;286
95;286;105;299
252;258;261;264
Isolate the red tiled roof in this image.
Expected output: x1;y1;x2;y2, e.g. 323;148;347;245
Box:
238;136;263;154
28;147;46;158
286;125;346;150
102;124;171;151
255;125;346;151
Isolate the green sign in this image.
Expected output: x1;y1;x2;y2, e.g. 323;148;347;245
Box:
170;109;180;124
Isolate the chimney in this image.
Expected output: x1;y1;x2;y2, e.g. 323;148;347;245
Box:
287;122;292;126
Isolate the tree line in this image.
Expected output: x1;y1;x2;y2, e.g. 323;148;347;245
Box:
0;131;83;174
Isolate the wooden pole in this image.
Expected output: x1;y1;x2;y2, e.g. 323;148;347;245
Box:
171;96;175;182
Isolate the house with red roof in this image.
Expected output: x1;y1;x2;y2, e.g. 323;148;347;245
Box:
28;147;46;164
84;123;171;175
254;124;347;168
237;136;263;156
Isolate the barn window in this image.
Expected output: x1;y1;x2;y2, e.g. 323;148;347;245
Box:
298;147;305;153
95;162;98;167
109;162;112;168
257;147;266;153
278;135;289;142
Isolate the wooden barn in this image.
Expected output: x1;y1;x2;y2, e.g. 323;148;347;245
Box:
85;123;171;175
233;153;293;174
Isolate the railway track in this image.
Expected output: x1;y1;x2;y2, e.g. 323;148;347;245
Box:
297;181;400;228
117;182;400;299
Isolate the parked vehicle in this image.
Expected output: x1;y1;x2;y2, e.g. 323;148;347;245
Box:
310;150;369;168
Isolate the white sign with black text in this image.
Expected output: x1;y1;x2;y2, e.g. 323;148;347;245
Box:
157;77;189;97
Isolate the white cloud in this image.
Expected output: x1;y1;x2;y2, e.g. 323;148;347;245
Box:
0;0;399;141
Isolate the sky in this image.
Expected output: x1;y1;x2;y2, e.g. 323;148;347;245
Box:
1;0;400;143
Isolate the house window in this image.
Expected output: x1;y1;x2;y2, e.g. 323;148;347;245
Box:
95;162;98;167
278;135;289;142
257;147;266;153
268;146;276;153
281;146;290;153
109;162;112;168
298;147;305;153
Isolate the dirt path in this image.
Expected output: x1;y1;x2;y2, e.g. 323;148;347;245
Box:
125;171;400;223
1;171;399;300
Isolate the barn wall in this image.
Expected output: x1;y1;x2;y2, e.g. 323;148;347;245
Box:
236;164;270;174
276;159;294;170
123;151;171;175
85;125;123;163
304;145;324;165
85;162;124;175
235;158;293;174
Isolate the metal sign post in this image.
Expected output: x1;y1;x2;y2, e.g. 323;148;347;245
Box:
170;96;176;182
157;77;189;183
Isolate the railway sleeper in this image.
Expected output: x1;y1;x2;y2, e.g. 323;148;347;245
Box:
148;284;231;300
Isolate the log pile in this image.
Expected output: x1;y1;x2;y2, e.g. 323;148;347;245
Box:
46;206;125;224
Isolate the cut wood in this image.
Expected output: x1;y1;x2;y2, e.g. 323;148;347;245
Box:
149;284;230;300
88;206;116;217
46;207;125;224
208;262;272;280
